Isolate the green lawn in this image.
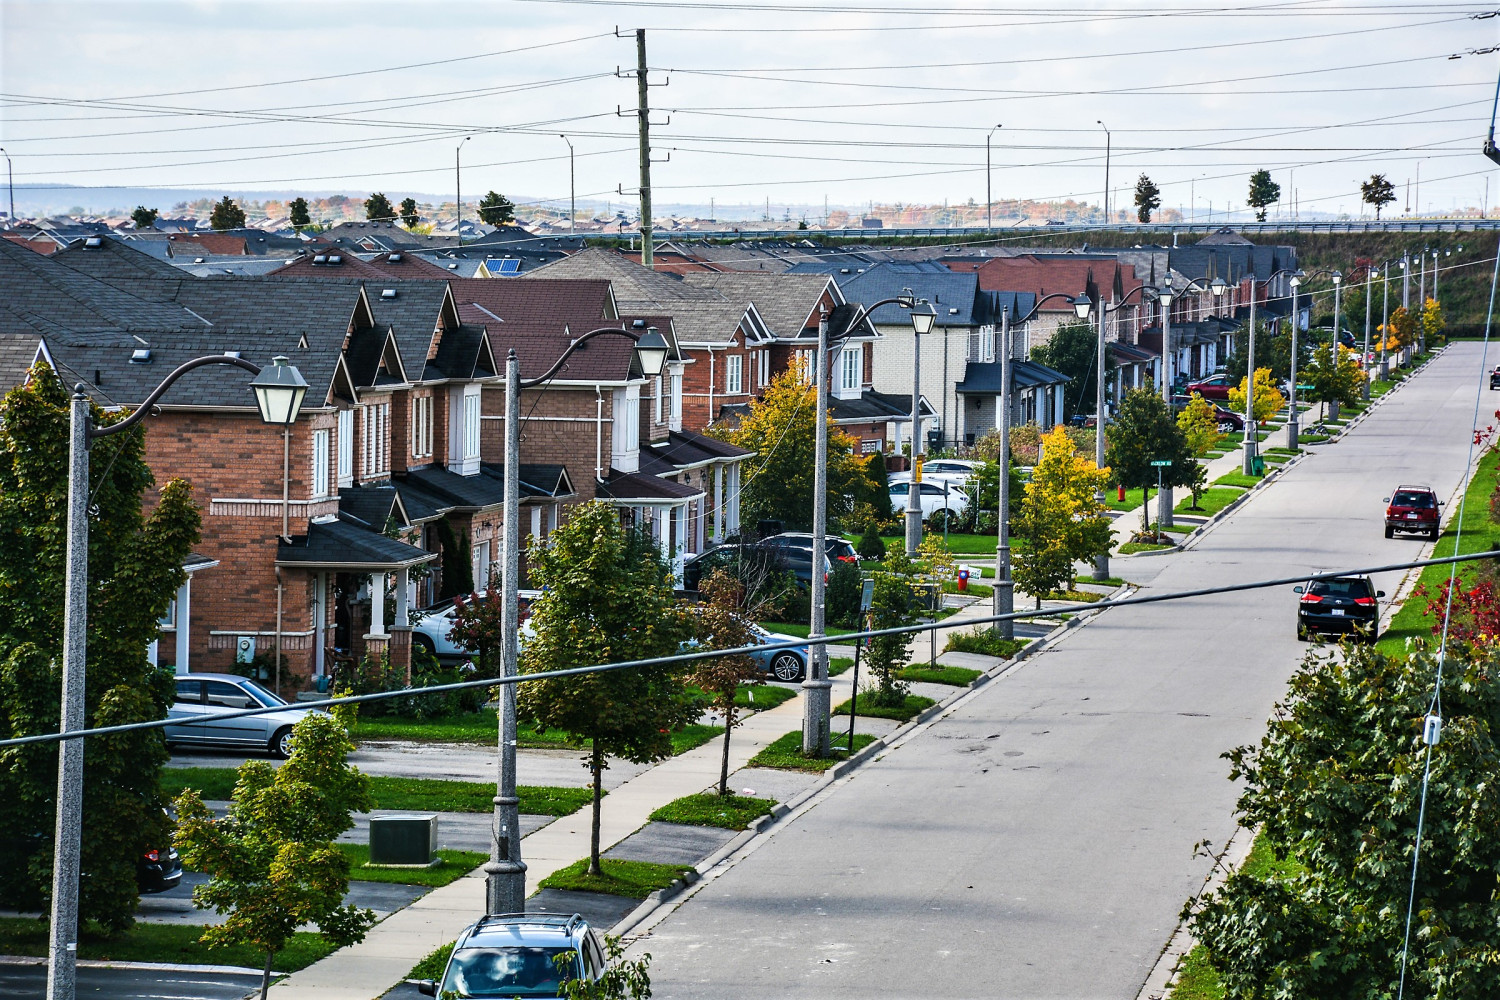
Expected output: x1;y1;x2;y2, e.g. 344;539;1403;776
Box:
897;664;981;686
828;656;855;677
0;916;337;972
538;858;695;898
163;767;594;816
1075;574;1126;587
845;532;1003;555
349;711;717;757
1175;488;1241;517
736;683;798;710
1212;471;1262;489
410;942;455;981
1107;487;1149;512
1046;588;1104;603
1119;541;1174;555
833;694;935;722
1377;446;1500;657
758;621;855;638
339;843;488;888
1160;523;1194;535
748;730;879;771
649;793;776;830
944;628;1027;659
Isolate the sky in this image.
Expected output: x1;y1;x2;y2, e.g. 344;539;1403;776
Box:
1;0;1498;221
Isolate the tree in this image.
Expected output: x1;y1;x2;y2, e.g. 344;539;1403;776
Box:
1304;343;1364;414
558;937;654;999
863;450;894;524
1225;323;1294;387
1133;173;1161;223
173;713;376;1000
1246;169;1281;222
1189;644;1500;1000
1012;425;1111;604
1421;296;1446;344
1030;321;1097;422
364;192;395;222
448;590;507;679
856;522;886;560
130;205;158;230
1105;388;1194;532
289;197;311;231
1177;393;1222;457
1387;304;1418;351
209;195;246;231
1227;368;1286;426
688;570;773;796
1360;173;1397;220
1185;459;1209;510
518;502;697;874
710;364;873;533
398;197;419;228
478;191;516;225
0;362;201;931
863;569;915;710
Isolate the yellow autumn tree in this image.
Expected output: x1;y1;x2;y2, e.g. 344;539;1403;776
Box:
1177;393;1223;457
1012;425;1111;605
1421;296;1446;345
1227;368;1285;425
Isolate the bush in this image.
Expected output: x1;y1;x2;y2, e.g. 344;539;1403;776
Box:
856;523;886;560
944;627;1026;659
826;560;863;628
333;647;485;720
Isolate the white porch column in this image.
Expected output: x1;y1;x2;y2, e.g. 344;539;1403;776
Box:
713;464;724;543
728;465;741;534
173;578;191;675
368;572;387;637
395;567;410;626
673;503;688;584
695;496;705;553
314;572;327;679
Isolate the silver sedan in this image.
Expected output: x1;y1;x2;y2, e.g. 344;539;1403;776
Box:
165;673;314;759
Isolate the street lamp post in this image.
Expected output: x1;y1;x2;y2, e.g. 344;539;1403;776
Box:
456;136;472;247
490;326;668;911
559;135;575;233
1362;265;1374;401
47;355;305;1000
1285;274;1303;450
986;124;1002;230
1380;262;1391;380
804;294;919;755
1097;121;1111;226
905;303;938;556
1156;280;1176;530
0;145;12;223
993;292;1092;627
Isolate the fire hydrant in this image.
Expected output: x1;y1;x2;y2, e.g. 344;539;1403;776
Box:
1117;484;1126;502
956;567;970;592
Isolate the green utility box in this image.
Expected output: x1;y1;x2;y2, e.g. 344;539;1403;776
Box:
369;813;439;867
1252;456;1266;477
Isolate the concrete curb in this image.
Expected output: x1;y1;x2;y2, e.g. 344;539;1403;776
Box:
0;954;266;976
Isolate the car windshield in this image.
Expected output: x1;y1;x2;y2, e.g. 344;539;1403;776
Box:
1392;491;1435;508
442;946;579;997
240;679;287;707
1308;578;1373;599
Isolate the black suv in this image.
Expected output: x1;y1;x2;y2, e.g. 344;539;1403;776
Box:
682;537;834;592
1490;366;1500;390
1384;485;1441;540
1295;574;1384;642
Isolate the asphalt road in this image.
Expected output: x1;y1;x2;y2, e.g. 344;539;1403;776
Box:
0;962;263;999
634;344;1493;1000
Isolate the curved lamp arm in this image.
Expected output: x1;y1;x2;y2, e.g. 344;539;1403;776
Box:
89;355;263;442
518;325;666;389
1014;290;1093;325
838;293;922;343
1095;281;1155;316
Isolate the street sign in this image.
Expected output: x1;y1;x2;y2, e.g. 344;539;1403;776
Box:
1151;459;1172;467
860;578;875;612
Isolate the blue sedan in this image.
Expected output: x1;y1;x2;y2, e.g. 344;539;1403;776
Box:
748;625;809;682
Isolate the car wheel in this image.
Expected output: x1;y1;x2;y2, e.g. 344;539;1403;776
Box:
770;653;804;683
271;726;295;760
1384;526;1394;539
412;632;436;655
1429;528;1440;541
1218;420;1236;433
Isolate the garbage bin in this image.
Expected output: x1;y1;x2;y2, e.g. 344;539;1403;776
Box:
1252;456;1266;477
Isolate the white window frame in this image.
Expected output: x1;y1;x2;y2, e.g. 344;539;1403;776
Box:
670;372;682;420
361;402;390;478
337;409;354;487
654;375;664;423
840;346;860;392
312;429;330;499
725;354;743;395
411;395;433;459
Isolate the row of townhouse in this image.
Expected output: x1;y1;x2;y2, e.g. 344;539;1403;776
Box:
0;236;751;688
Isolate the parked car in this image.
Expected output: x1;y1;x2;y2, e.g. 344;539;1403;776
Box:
410;590;541;660
137;842;182;894
1210;406;1245;432
888;480;971;521
1294;574;1383;642
914;458;983;488
749;625;809;682
1490;366;1500;390
165;673;316;758
1384;484;1442;540
763;531;859;564
756;534;836;587
683;540;831;592
1185;373;1235;401
418;913;606;998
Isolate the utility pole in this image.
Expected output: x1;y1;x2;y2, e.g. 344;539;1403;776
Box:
0;147;13;224
636;29;654;269
993;306;1014;639
803;309;832;758
1097;121;1110;226
559;135;575;232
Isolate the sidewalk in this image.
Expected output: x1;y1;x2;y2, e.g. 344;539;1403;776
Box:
267;671;862;1000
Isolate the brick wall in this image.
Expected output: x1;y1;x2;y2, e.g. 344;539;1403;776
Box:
480;384;610;503
680;333;755;430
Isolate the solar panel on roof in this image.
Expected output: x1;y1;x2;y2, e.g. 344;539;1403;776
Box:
495;258;521;274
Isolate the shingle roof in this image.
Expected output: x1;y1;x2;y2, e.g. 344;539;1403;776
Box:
50;238;187;281
596;470;704;502
276;517;436;570
954;255;1143;312
338;484;408;531
837;263;985;327
679;272;838;340
956;359;1071;394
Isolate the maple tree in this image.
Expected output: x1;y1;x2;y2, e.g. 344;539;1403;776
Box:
1013;425;1111;604
1227;368;1285;426
688;570;776;795
1177;393;1223;457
